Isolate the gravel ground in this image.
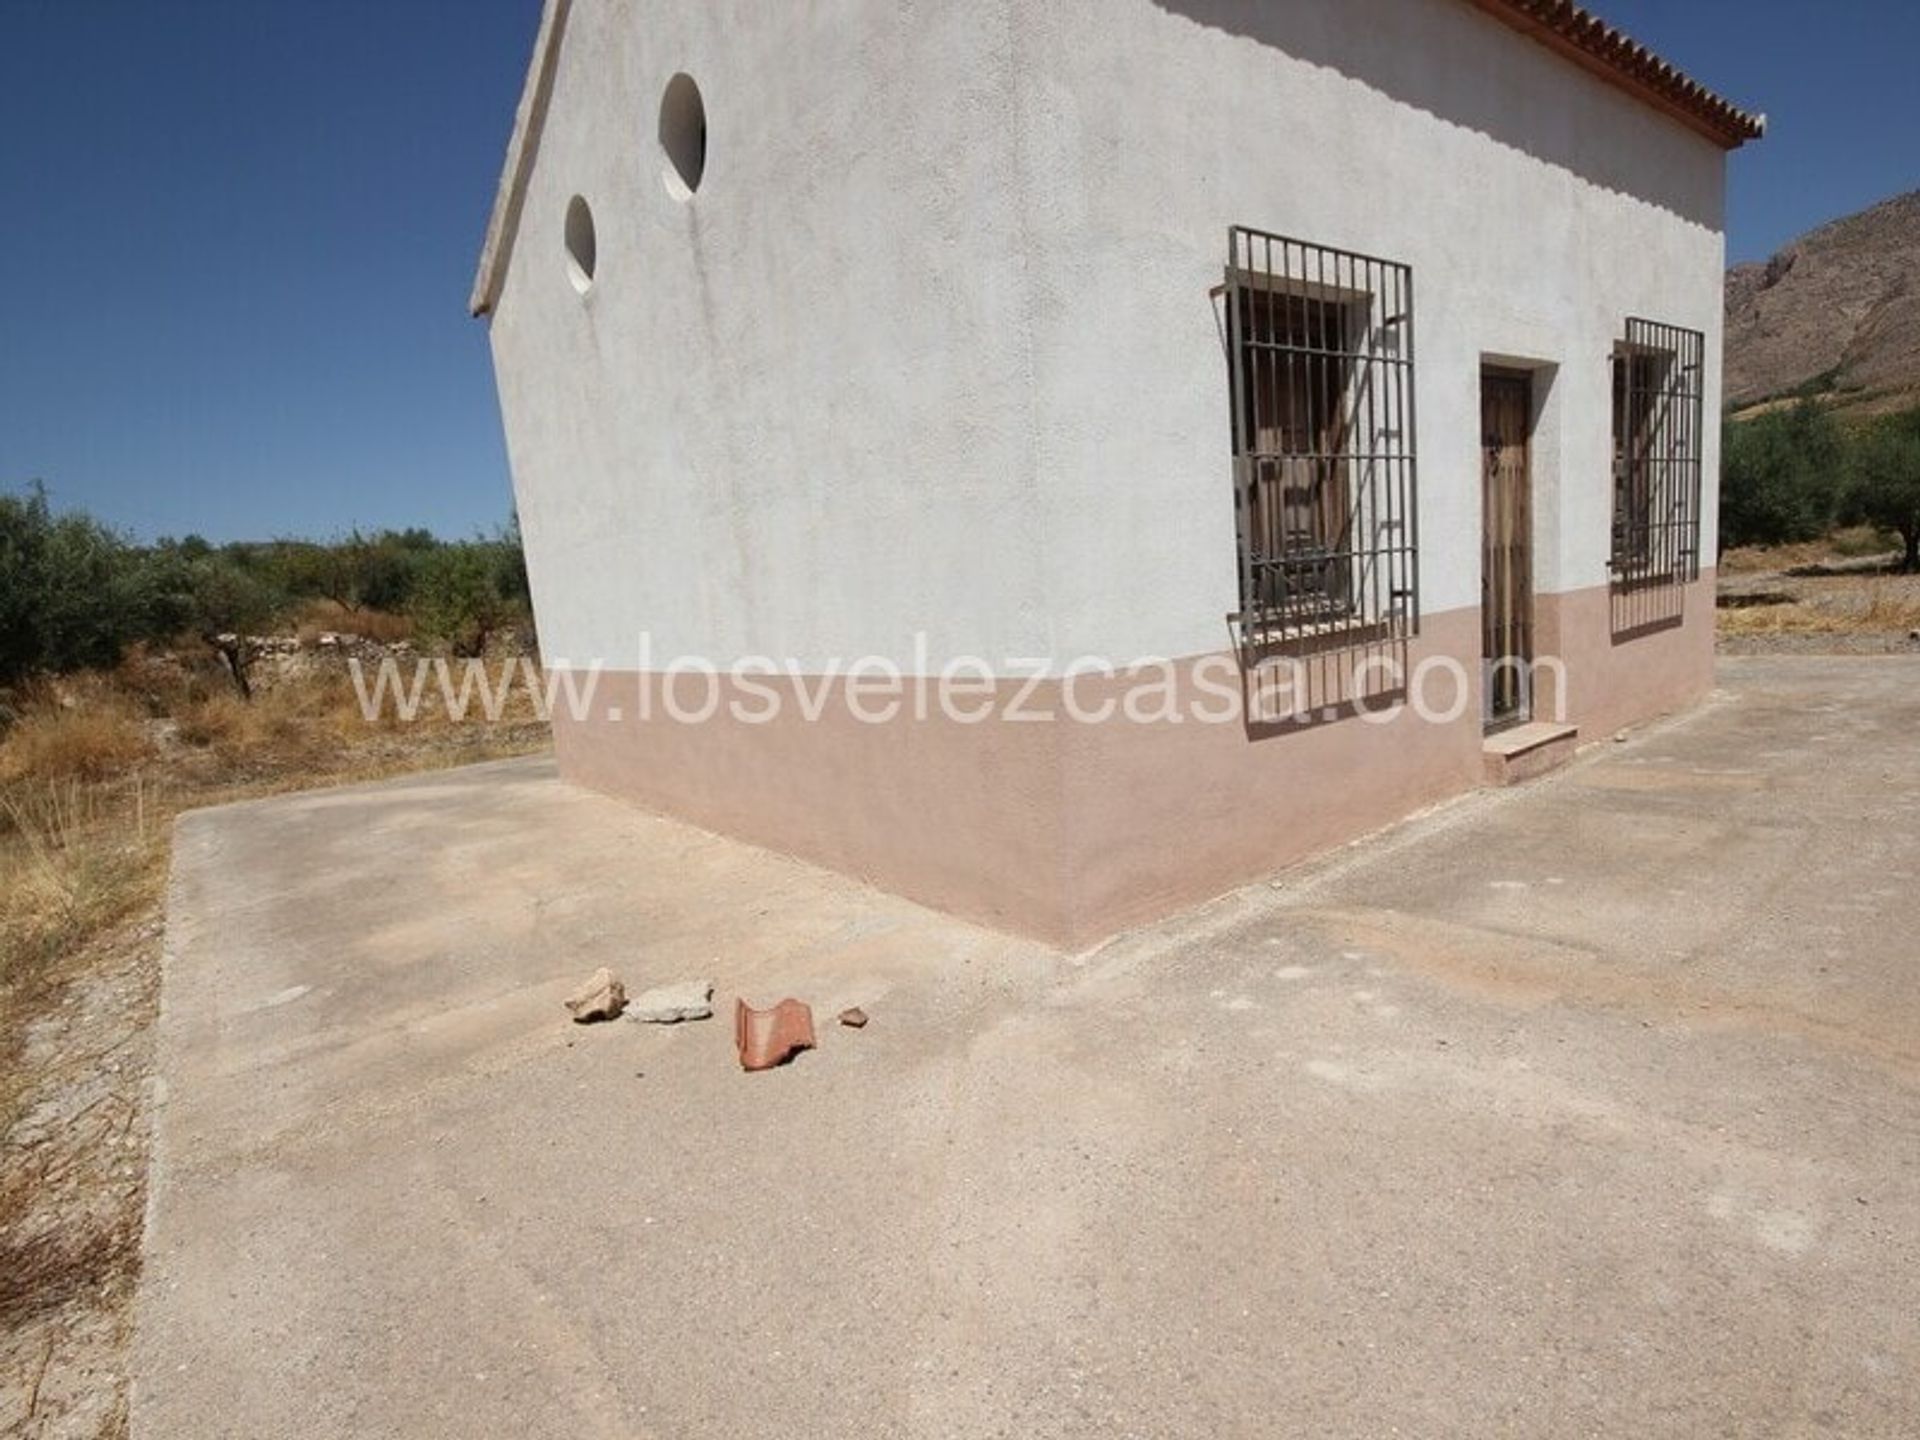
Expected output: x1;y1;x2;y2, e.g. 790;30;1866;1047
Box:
1718;629;1920;655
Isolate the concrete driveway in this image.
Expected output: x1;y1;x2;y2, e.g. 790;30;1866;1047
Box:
134;655;1920;1438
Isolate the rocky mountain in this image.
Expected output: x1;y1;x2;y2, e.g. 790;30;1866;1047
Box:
1725;189;1920;416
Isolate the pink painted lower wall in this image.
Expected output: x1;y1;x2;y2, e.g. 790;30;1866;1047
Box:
1060;574;1717;941
551;669;1072;940
1051;607;1486;942
547;576;1715;947
1534;571;1717;740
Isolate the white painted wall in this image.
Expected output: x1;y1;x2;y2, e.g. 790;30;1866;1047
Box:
486;0;1730;671
490;0;1041;672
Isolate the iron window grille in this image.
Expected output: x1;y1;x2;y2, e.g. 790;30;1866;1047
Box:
1226;226;1419;647
1610;317;1704;587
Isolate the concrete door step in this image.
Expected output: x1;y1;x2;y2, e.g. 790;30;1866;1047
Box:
1482;721;1579;786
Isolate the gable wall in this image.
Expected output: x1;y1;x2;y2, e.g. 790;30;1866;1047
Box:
488;0;1046;673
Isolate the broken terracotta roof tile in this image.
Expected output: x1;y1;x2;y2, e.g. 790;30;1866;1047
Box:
734;998;815;1072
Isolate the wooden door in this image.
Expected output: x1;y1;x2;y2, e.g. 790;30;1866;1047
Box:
1481;372;1532;729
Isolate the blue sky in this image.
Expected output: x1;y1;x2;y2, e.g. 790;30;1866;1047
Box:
1601;0;1920;262
0;1;537;543
1;1;1915;543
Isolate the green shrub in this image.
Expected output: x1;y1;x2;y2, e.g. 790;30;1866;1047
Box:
0;492;530;683
1843;412;1920;573
409;543;515;657
272;529;429;615
185;558;284;698
0;484;183;685
1720;400;1844;550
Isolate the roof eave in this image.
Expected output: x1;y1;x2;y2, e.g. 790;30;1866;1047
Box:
466;0;1763;322
470;0;572;320
1468;0;1764;150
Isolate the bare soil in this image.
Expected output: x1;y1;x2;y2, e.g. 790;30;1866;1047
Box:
0;919;157;1438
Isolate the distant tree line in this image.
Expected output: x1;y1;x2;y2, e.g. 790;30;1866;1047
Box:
0;484;532;694
1722;401;1920;571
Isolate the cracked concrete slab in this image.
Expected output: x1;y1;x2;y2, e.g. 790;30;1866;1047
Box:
133;656;1920;1437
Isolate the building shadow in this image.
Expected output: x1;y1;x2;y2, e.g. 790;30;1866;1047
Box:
1609;577;1687;641
1233;626;1413;739
1151;0;1725;231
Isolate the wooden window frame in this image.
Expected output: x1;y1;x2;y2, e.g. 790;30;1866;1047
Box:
1225;228;1420;650
1609;319;1704;589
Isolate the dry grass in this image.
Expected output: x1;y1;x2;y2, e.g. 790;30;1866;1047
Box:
0;645;549;1032
0;778;161;993
1717;576;1920;636
172;677;356;767
292;598;414;646
1861;585;1920;629
0;684;153;786
0;680;166;1024
1716;531;1920;644
1718;527;1898;575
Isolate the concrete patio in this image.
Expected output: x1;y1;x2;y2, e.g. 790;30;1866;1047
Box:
134;655;1920;1438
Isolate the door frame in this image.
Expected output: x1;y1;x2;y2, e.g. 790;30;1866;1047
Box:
1480;367;1534;733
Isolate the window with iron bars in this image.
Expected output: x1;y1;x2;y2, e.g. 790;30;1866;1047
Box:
1610;318;1704;587
1226;227;1419;647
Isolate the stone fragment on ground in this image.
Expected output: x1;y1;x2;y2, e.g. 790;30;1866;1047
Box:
838;1006;868;1028
628;979;714;1023
563;967;626;1022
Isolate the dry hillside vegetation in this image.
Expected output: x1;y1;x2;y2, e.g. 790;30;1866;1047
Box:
0;637;548;1437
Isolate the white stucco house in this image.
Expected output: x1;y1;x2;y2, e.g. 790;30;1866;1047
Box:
472;0;1762;946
